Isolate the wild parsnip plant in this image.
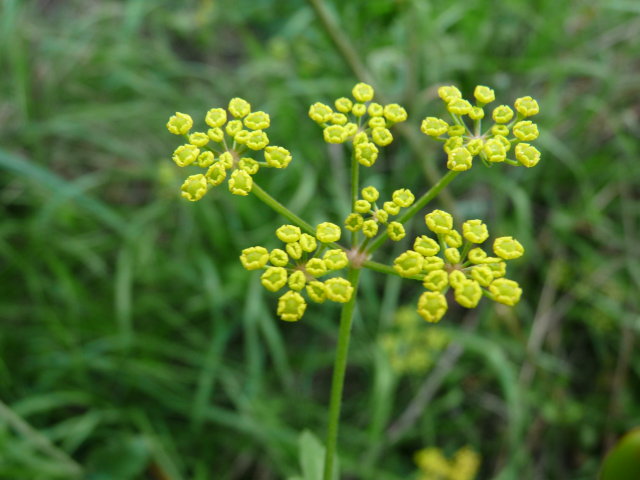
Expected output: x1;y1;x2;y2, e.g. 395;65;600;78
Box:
166;82;541;479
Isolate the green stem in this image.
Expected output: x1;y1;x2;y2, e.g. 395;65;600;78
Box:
306;0;372;84
323;267;361;480
251;182;315;235
366;170;460;255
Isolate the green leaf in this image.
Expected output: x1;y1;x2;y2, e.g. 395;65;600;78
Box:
601;429;640;480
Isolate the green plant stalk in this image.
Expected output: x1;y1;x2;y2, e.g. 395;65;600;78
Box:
251;182;315;235
323;267;361;480
366;170;460;255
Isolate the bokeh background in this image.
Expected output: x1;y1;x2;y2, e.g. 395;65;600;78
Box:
1;0;639;479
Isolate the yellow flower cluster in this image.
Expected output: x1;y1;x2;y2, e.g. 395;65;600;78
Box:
239;223;353;322
344;185;414;240
308;82;407;159
378;307;450;374
421;85;541;171
393;209;524;323
414;446;480;480
166;98;293;201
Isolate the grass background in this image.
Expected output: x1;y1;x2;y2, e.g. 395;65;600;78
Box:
1;0;639;479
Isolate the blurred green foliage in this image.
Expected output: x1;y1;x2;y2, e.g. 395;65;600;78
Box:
0;0;638;479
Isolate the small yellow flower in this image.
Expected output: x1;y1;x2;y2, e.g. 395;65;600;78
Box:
444;136;464;154
189;132;209;147
225;119;243;137
483;138;507;163
394;251;424;277
368;102;384;116
448;125;466;137
181;174;208;201
444;247;461;264
362;219;379;237
234;129;250;145
264;146;292;168
276;224;301;243
239;157;259;174
306;281;327;303
423;256;445;272
335;97;353;113
414;235;440;256
172;144;200;167
417;291;448;323
316;222;341;243
487;261;507;278
228;97;251;118
218;152;234;169
371;127;393;146
323;125;348;144
261;267;288;292
388;221;406;241
514;96;539;117
465;247;485;264
277;290;307;322
448;270;466;289
197;151;215;168
491;124;510;137
355;142;379;167
205;108;227;128
447;98;472;116
515;143;541;168
345;213;364;232
269;248;289;267
454;279;482;308
205;163;226;186
352;131;369;145
325;277;354;303
361;186;379;203
331;112;348;125
323;249;349;270
470;265;494;287
493;236;524;259
444;229;463;248
286;241;303;260
240;246;269;270
474;85;496;104
469;106;485;120
513;121;539;141
466;138;484;156
438;85;462;103
421;117;449;137
299;233;317;252
345;122;358;137
228;169;253;195
207;127;224;143
166;112;193;135
288;270;307;291
489;278;522;306
383;103;408;123
246;130;269;150
425;209;453;234
309;102;334;123
368;116;386;129
462;219;489;244
305;258;327;277
383;201;400;216
352;82;375;102
423;270;449;291
392;188;415;208
373;209;388;223
352;103;367;117
244;111;270;130
492;105;514;123
354;199;371;214
447;147;473;171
